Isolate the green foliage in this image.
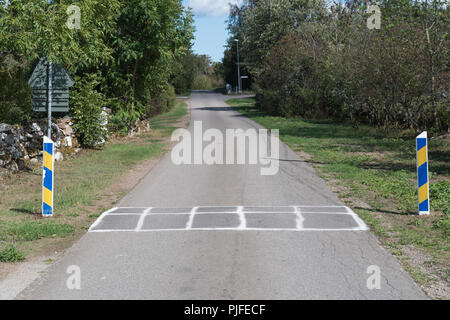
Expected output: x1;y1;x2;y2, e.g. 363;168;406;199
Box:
225;0;449;134
103;0;194;116
0;245;26;263
0;0;194;138
1;220;75;242
193;74;213;90
430;181;450;215
0;69;34;124
107;104;141;136
71;74;108;147
433;212;450;238
171;51;203;94
171;52;224;93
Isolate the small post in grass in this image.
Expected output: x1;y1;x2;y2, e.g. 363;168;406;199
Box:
42;136;55;217
416;131;430;215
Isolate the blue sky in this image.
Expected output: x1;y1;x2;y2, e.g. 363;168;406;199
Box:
183;0;242;62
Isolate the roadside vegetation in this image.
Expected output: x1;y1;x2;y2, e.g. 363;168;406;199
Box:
0;0;194;146
223;0;449;135
227;97;449;299
172;53;224;93
0;101;188;263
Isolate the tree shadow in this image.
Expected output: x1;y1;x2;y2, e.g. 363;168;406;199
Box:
353;207;417;216
9;208;41;215
192;107;235;112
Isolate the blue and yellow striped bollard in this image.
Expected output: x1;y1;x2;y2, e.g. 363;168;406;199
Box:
416;131;430;215
42;136;54;217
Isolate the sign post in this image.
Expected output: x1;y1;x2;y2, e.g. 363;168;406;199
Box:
47;61;53;138
42;136;54;217
416;131;430;215
28;57;73;217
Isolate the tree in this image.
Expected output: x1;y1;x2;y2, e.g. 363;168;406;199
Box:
225;0;449;133
0;0;196;140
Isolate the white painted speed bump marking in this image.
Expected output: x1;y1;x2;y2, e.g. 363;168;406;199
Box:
89;206;369;232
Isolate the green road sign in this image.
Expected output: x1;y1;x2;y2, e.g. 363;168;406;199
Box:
32;89;70;112
28;58;74;89
28;58;74;112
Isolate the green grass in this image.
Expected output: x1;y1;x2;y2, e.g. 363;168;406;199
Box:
0;245;26;263
0;220;75;242
227;97;450;292
150;102;188;136
226;98;449;216
5;140;165;216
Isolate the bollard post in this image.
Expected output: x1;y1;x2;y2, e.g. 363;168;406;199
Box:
416;131;430;215
42;136;54;217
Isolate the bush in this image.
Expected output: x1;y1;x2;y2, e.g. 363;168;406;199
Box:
71;74;108;147
0;67;34;125
193;74;213;90
144;84;176;117
228;0;449;133
107;104;140;136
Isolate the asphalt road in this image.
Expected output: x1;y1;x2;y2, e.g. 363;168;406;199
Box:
16;91;426;299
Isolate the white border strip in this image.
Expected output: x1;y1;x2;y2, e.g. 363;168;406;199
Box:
345;206;369;231
88;207;118;232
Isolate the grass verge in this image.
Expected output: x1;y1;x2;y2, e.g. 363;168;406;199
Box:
0;101;188;264
227;97;449;299
0;245;26;263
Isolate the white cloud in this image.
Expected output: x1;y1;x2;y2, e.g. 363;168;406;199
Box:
188;0;243;17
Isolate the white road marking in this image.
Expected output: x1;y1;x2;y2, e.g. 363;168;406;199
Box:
237;206;246;229
345;206;369;231
135;207;152;232
186;206;197;229
88;207;117;232
295;206;304;229
89;205;369;232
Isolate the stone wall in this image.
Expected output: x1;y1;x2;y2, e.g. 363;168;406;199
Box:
0;117;80;171
0;114;151;171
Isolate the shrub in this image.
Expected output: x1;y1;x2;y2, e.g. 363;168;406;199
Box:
71;74;108;147
107;105;140;136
